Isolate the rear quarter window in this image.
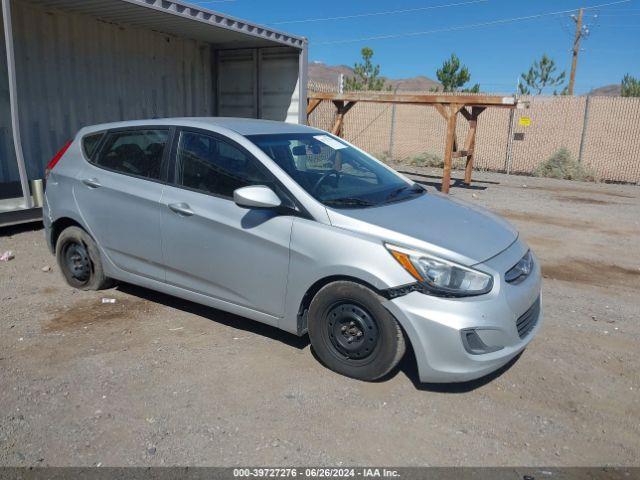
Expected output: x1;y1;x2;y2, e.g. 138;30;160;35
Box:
82;133;104;160
94;129;169;181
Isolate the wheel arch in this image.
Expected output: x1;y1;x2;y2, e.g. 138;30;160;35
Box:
296;275;386;336
50;216;87;252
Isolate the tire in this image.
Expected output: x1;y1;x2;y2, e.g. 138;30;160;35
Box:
308;281;406;381
55;226;113;291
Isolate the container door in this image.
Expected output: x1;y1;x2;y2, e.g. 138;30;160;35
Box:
217;49;258;119
260;48;301;123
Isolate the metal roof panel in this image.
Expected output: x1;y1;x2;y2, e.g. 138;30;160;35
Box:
20;0;306;49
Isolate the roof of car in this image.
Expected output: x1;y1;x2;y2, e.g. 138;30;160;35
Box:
80;117;322;136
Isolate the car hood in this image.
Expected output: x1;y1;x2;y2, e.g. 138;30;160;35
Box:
326;192;518;265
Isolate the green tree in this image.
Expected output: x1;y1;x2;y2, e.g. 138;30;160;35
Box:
434;53;480;93
519;54;566;95
344;47;388;91
621;74;640;97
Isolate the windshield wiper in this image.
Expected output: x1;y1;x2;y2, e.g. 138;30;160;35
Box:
324;197;376;208
384;184;424;202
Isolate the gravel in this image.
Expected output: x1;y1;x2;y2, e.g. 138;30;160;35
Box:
0;170;639;466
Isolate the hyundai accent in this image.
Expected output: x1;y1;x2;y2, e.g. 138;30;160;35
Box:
43;118;542;383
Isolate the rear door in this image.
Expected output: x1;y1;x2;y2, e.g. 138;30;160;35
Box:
74;127;171;281
160;128;294;321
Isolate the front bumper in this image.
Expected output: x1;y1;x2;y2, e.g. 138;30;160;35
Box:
384;238;542;383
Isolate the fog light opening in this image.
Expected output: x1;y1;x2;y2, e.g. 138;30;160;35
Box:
461;329;504;355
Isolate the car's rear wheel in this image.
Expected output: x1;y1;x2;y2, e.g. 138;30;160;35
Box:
56;226;113;290
308;281;405;381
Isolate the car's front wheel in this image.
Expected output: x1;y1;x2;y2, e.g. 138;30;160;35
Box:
308;281;406;381
56;226;113;290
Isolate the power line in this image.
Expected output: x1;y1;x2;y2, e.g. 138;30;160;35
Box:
271;0;489;25
312;0;631;45
587;47;640;51
591;8;640;13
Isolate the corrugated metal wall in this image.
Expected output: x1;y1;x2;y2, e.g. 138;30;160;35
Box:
217;49;257;119
0;9;19;184
1;0;216;183
0;1;303;186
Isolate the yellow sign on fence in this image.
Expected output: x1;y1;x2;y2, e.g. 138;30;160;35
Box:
519;116;532;127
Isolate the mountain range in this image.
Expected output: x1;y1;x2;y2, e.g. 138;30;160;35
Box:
309;61;623;96
309;61;440;92
587;84;622;96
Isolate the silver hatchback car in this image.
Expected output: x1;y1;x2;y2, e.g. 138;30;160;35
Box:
43;118;541;383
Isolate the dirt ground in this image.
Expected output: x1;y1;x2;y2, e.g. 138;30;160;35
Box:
1;170;639;467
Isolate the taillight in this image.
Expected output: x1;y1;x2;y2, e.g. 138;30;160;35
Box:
45;140;72;179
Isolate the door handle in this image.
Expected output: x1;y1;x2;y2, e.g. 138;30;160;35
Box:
168;202;194;216
82;178;102;189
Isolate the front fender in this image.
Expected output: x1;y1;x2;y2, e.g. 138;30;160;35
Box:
281;217;415;334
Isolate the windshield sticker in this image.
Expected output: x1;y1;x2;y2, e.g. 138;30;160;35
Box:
314;135;347;150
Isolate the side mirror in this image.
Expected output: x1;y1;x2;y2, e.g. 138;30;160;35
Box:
233;185;282;209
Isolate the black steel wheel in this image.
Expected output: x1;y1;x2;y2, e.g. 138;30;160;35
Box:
326;302;379;362
55;226;113;290
308;281;406;381
62;240;92;284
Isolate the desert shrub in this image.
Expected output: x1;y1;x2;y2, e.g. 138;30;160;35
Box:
374;151;393;164
401;152;467;170
534;148;598;181
403;152;444;168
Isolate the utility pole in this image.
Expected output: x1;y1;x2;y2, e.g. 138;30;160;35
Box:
568;8;584;96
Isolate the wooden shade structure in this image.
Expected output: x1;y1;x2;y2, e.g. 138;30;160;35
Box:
307;91;521;193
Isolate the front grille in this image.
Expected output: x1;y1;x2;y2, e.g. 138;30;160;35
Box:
516;297;540;339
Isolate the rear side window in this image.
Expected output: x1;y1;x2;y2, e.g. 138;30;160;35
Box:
95;129;169;181
82;133;104;160
175;130;272;198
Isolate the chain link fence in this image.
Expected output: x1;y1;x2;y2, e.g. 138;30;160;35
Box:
308;80;640;184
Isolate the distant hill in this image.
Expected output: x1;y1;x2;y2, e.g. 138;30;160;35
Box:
309;61;441;92
308;62;355;86
587;84;621;96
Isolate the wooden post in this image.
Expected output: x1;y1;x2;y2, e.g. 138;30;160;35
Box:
306;98;322;122
331;101;356;137
460;106;485;185
331;101;345;136
441;104;462;194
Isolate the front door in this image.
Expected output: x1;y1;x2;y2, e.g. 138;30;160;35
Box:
160;129;293;320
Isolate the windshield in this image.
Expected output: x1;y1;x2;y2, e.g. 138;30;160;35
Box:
246;133;424;208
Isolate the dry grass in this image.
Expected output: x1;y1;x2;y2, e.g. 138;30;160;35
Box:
534;148;598;182
395;151;467;170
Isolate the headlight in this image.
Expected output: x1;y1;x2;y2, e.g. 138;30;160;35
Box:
386;244;493;297
505;250;533;283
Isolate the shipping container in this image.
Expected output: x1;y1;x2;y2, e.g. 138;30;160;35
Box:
0;0;308;226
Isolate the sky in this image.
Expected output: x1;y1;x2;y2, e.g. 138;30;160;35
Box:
192;0;640;94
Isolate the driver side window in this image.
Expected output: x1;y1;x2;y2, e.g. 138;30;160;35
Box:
175;131;272;198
